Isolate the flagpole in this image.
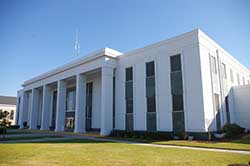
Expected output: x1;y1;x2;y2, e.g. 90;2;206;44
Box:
74;28;80;56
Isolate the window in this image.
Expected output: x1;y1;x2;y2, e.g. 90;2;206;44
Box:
86;82;93;131
170;54;185;133
126;67;133;81
10;110;14;120
214;93;221;131
146;61;156;131
66;88;76;111
221;63;227;79
146;61;155;77
126;99;133;113
146;77;155;97
146;97;156;112
237;73;240;85
171;71;183;95
0;109;2;120
243;77;245;85
210;56;217;74
172;94;184;111
230;69;234;83
125;67;133;131
170;55;182;72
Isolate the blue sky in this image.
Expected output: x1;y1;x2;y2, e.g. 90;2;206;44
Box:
0;0;250;96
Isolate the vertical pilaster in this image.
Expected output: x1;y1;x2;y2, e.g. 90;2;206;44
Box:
41;85;52;130
100;67;113;136
18;91;29;128
74;74;87;133
55;80;67;132
30;88;39;129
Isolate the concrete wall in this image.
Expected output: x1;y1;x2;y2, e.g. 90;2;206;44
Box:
198;30;250;131
115;29;206;132
87;72;101;129
229;85;250;129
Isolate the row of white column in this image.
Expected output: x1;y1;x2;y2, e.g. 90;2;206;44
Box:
19;67;114;136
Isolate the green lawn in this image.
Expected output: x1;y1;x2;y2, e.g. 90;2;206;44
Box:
106;134;250;151
0;139;249;166
153;134;250;151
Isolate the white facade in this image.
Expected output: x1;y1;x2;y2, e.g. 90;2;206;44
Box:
228;85;250;129
0;96;17;125
16;29;250;136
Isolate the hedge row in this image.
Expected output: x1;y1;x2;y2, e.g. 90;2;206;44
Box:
110;130;174;140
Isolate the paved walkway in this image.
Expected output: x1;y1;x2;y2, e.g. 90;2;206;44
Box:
1;130;250;155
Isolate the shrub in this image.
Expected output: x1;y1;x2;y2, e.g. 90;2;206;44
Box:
7;125;20;129
23;122;27;128
0;127;7;134
110;130;173;140
174;132;189;140
221;123;244;138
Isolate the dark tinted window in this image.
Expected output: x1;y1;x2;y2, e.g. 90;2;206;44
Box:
10;110;14;120
126;67;133;81
146;61;155;77
126;99;133;113
126;113;133;131
125;82;133;99
172;112;185;132
147;97;156;112
172;94;183;111
170;54;181;72
147;112;156;131
66;88;76;111
146;77;155;97
171;71;183;95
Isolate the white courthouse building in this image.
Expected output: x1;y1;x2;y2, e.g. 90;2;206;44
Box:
16;29;250;136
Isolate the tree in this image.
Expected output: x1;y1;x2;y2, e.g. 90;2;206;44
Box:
0;110;10;139
0;110;10;125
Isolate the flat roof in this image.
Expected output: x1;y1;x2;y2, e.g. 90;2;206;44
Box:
23;47;122;86
0;96;16;105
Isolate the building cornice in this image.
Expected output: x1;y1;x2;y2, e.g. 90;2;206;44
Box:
197;29;250;73
22;48;122;87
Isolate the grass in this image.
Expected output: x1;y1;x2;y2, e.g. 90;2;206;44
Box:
6;131;32;135
0;135;64;141
105;134;250;151
153;134;250;151
0;139;249;166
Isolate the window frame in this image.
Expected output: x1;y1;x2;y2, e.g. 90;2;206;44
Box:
210;56;217;74
230;68;234;83
66;88;76;112
221;63;227;79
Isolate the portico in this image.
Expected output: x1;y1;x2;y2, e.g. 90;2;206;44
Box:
17;48;121;135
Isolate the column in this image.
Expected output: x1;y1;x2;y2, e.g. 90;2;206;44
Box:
18;91;29;128
74;74;87;133
55;80;67;132
100;67;114;136
41;85;52;130
30;88;39;129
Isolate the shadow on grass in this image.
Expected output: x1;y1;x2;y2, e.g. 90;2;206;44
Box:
0;138;116;144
